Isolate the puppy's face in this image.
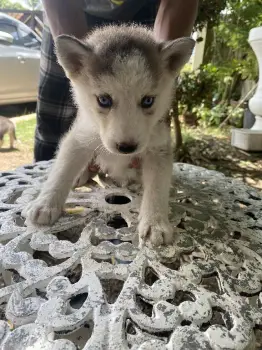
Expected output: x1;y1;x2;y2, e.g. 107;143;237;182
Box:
56;26;194;155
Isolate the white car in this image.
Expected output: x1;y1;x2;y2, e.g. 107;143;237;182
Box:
0;13;41;105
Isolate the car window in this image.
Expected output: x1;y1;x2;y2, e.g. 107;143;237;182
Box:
18;27;40;49
0;22;40;49
0;23;19;42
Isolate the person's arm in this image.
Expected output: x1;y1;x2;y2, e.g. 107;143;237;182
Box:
154;0;199;41
42;0;88;39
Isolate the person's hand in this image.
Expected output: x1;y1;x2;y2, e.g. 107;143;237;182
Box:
154;0;199;41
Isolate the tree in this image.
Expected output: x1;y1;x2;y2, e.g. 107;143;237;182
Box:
194;0;227;31
202;0;261;104
213;0;261;80
173;0;228;153
0;0;25;10
24;0;42;10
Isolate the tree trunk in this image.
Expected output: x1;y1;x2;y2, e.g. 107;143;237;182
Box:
202;23;214;65
171;98;183;152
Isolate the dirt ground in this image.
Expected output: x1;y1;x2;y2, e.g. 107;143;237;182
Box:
0;115;261;191
177;127;262;190
0;114;36;171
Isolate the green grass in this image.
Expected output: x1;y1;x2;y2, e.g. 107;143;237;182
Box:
16;116;36;146
182;125;231;144
0;115;36;171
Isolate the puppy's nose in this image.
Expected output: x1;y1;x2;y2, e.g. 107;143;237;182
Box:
116;142;138;154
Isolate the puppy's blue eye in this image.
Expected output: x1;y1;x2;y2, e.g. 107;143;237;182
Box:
141;96;155;108
97;94;113;108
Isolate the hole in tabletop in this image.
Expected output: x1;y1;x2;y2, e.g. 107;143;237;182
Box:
200;307;233;331
107;214;128;229
126;319;137;335
200;272;221;294
177;218;186;229
135;295;153;317
4;190;23;204
93;257;113;264
91;235;131;247
248;193;261;201
144;267;159;286
7;269;25;283
1;172;13;176
177;197;198;205
24;166;34;170
254;325;262;350
167;290;196;306
14;212;26;227
245;212;257;220
33;251;68;267
240;290;261;298
105;194;131;205
64;264;83;284
69;292;88;309
36;289;48;300
100;278;124;304
56;224;85;244
230;231;241;240
0;303;7;322
18;180;29;185
55;320;94;349
162;259;181;271
230;217;241;222
181;320;192;326
249;226;262;231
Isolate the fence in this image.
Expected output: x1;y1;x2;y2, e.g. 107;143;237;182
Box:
0;9;43;37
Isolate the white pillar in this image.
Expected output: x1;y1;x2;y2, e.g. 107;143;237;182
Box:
249;27;262;130
192;26;207;71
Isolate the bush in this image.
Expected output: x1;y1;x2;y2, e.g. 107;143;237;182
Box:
177;64;219;115
193;103;243;127
176;63;244;127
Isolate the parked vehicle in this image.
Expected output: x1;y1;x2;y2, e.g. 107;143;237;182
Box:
0;13;41;105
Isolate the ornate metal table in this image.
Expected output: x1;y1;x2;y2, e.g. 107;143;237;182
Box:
0;162;262;349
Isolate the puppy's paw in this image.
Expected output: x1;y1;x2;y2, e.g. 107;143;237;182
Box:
22;197;63;225
73;169;91;188
138;216;173;247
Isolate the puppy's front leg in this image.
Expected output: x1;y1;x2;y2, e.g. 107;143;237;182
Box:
139;147;173;247
24;131;94;225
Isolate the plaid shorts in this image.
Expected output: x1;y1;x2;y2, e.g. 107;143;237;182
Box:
35;0;159;161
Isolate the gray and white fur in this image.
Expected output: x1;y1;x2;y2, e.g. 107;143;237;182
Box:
0;116;16;149
24;25;194;246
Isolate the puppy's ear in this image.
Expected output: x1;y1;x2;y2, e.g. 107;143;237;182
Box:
56;35;94;77
159;37;195;74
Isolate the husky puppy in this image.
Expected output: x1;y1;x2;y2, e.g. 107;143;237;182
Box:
0;116;16;149
24;25;194;246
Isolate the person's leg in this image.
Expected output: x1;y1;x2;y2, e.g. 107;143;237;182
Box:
35;14;116;162
34;22;77;161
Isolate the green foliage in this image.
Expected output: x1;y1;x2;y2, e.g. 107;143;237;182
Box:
193;103;243;127
211;0;261;80
0;0;25;10
176;64;244;127
179;0;260;127
176;64;219;114
195;0;227;31
24;0;42;10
